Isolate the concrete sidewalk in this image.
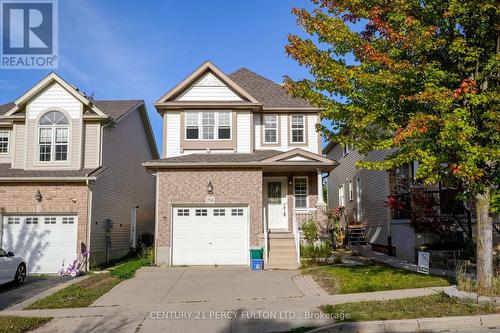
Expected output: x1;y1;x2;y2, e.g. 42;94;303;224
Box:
310;314;500;333
352;245;456;278
2;286;447;333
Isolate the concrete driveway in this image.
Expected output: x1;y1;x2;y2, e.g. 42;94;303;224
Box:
94;266;303;306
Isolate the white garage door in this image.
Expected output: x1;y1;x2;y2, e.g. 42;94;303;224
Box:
1;215;78;273
172;207;249;265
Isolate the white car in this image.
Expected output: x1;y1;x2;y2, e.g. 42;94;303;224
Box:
0;248;26;285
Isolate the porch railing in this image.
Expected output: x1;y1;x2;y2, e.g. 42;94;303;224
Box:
292;208;316;264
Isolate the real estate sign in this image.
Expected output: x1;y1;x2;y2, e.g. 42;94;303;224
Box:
417;251;430;274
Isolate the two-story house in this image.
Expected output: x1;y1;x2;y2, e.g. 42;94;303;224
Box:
144;61;337;269
0;73;158;273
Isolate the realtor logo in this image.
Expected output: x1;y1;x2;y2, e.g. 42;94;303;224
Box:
1;0;58;69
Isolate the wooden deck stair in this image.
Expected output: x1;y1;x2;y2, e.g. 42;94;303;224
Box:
266;232;300;270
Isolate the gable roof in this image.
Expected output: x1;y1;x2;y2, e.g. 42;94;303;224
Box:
92;100;143;120
228;68;317;110
2;72;107;118
144;148;337;170
0;103;14;116
156;61;260;105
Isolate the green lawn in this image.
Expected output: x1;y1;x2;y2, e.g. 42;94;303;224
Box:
0;316;52;333
321;293;498;322
26;257;149;310
304;263;452;294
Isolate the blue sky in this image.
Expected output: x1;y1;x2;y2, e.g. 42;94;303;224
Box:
0;0;320;153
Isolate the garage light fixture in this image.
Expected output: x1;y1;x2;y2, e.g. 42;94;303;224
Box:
207;181;214;194
35;189;42;202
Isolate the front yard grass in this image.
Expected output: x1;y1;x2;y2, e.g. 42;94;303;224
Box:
321;293;498;322
25;257;149;310
304;263;452;294
0;316;52;333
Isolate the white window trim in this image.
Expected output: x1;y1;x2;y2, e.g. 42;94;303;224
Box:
338;184;345;206
293;176;309;210
263;114;278;144
348;180;353;201
184;110;232;141
290;114;306;144
37;125;70;163
0;130;10;155
342;145;349;157
356;178;362;221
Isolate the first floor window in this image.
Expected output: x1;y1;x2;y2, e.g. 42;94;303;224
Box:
348;180;353;201
291;115;305;143
338;185;345;206
0;130;9;154
294;177;308;209
263;115;278;143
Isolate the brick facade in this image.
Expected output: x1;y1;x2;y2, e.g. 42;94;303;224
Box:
156;168;263;265
0;183;89;254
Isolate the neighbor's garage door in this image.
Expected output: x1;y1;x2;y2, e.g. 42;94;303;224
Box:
172;207;249;265
2;215;78;273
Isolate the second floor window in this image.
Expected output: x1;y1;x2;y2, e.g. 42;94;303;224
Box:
38;111;69;162
0;130;9;154
263;115;278;143
185;111;231;140
291;115;305;143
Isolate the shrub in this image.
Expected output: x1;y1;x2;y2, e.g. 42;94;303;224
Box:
301;242;333;259
302;219;319;245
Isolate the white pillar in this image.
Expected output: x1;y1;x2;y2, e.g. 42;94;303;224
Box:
317;168;325;205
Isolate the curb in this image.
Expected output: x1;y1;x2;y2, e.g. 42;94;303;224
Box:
4;274;91;311
443;285;500;306
308;314;500;333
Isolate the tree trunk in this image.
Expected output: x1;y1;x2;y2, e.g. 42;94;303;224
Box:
476;187;493;289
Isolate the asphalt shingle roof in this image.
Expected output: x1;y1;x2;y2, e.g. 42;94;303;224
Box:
149;150;282;164
0;164;100;178
228;68;315;109
0;103;14;115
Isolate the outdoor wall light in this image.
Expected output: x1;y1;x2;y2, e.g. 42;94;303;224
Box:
288;176;293;185
34;189;42;202
207;181;214;194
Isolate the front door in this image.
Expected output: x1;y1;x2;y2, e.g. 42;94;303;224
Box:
130;207;137;249
266;179;288;230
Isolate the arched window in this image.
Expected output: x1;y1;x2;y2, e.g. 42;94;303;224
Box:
38;111;69;162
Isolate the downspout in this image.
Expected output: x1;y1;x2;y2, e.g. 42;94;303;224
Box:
85;177;93;271
154;171;159;265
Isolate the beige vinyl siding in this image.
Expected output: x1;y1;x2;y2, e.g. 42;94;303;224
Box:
83;122;100;169
236;111;251;153
90;108;155;264
327;145;391;246
12;123;26;168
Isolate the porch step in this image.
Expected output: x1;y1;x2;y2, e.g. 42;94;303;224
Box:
266;232;299;270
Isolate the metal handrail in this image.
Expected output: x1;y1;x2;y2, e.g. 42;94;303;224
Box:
263;207;269;263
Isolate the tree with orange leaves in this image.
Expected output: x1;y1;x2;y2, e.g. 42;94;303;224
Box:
285;0;499;288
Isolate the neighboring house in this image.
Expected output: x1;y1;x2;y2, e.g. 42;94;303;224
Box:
144;61;337;269
324;142;468;262
0;73;158;273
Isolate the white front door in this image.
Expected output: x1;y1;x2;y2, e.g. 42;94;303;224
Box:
265;179;288;230
2;215;78;273
172;206;249;265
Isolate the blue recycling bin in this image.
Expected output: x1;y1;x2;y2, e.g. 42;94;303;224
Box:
251;259;264;270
